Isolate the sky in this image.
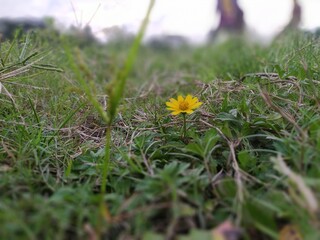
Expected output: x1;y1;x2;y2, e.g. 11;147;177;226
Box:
0;0;320;43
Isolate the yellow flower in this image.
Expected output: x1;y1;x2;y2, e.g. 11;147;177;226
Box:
166;95;202;115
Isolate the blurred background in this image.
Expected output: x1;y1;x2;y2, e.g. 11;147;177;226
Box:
0;0;319;44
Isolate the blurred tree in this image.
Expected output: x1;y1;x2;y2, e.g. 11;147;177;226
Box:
0;18;46;40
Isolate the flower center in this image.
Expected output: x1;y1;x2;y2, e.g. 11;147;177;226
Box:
179;101;189;110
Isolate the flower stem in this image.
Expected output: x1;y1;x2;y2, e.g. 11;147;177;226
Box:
182;113;187;138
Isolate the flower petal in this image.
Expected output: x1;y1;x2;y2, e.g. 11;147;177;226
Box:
171;111;181;115
178;95;184;103
190;97;199;105
169;98;178;104
166;101;178;108
185;110;194;114
185;94;193;102
190;101;202;109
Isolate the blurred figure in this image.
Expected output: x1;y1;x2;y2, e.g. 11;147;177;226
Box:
208;0;245;42
285;0;302;30
217;0;244;32
276;0;302;38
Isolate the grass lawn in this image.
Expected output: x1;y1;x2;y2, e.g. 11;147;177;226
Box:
0;27;320;239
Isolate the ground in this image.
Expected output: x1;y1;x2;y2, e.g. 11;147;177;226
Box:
0;29;320;240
